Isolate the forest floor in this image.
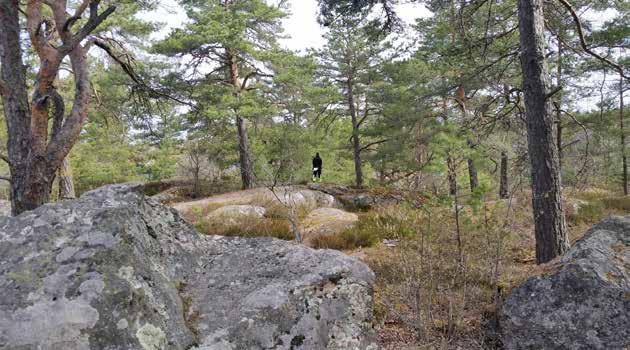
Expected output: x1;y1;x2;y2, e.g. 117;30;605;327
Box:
168;184;630;350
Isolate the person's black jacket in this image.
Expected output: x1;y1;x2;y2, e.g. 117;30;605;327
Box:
312;155;322;169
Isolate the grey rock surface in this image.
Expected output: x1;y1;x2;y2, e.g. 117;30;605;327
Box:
307;184;403;211
0;199;10;217
500;216;630;350
0;184;378;350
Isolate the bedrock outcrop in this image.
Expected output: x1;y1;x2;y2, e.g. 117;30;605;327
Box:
0;184;378;350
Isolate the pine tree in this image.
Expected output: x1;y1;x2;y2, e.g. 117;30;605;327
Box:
154;0;288;189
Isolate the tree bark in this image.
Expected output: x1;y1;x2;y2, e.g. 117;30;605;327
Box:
58;157;76;200
518;0;569;264
236;116;255;189
467;158;478;192
556;33;563;170
0;1;32;215
620;73;627;195
447;156;457;196
347;78;364;188
1;0;115;215
227;48;255;189
499;151;509;199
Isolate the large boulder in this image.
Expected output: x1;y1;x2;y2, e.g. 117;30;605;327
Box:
500;216;630;350
0;184;378;350
302;208;359;245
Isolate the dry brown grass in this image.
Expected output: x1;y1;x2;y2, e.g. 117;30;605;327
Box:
194;215;294;240
353;189;625;350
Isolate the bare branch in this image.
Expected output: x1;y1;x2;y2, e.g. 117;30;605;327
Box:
545;85;563;100
0;175;11;183
557;0;629;81
359;139;389;152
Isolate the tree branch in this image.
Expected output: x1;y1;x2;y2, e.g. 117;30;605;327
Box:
359;139;389;152
0;175;11;183
557;0;629;81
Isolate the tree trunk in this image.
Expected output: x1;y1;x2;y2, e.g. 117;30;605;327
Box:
58;157;76;200
518;0;569;264
347;78;364;187
620;74;627;195
556;33;563;170
499;151;509;199
227;48;255;189
467;158;478;192
447;156;457;196
1;1;113;215
236;116;255;189
0;1;33;215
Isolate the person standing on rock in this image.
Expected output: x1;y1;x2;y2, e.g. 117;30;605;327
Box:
312;153;323;182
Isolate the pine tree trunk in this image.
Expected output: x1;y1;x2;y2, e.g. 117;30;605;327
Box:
1;1;112;215
347;78;363;187
620;74;627;195
227;48;255;190
237;116;255;189
447;156;457;196
518;0;569;264
499;151;509;199
467;158;478;192
556;34;563;170
58;157;76;200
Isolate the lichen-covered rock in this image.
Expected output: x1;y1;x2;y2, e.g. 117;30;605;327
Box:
500;216;630;350
302;208;358;245
307;184;403;211
0;199;10;217
0;184;378;350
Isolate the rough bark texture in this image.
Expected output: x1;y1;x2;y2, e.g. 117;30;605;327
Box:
620;74;627;196
467;157;478;192
518;0;569;264
556;35;564;170
0;0;114;215
58;157;76;200
227;48;256;190
347;79;364;188
236;116;255;189
447;156;457;196
0;0;32;215
499;151;509;199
